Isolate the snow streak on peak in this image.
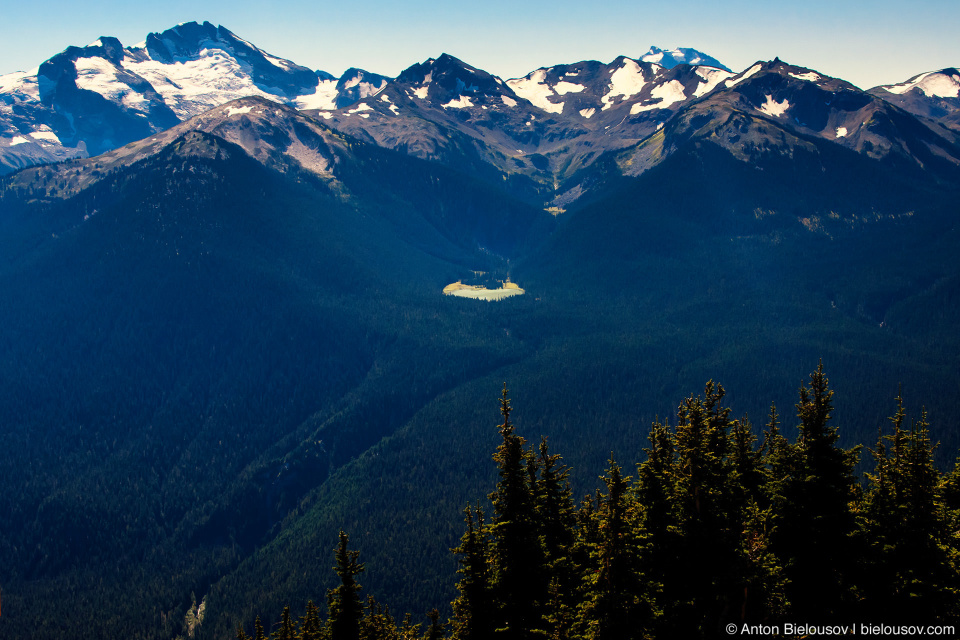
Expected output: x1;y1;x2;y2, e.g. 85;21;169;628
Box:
878;70;960;99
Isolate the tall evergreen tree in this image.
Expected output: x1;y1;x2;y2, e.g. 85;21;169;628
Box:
771;362;861;620
272;606;296;640
299;600;323;640
450;504;493;640
326;531;365;640
576;459;655;640
534;438;579;639
487;384;547;638
860;398;960;622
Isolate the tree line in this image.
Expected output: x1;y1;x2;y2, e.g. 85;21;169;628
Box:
234;364;960;639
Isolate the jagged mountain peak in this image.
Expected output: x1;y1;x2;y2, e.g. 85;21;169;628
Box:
392;53;511;107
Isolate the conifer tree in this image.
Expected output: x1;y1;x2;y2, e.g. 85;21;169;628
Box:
422;609;443;640
860;399;959;622
576;459;655;640
534;438;579;638
272;606;296;640
359;595;400;640
326;531;365;640
771;362;860;619
670;382;744;634
450;504;493;640
487;384;547;638
299;601;323;640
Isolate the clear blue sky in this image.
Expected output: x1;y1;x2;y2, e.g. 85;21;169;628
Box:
2;0;958;89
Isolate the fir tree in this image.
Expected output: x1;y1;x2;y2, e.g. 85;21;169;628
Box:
487;384;547;638
450;504;493;640
359;595;400;640
299;600;323;640
771;362;860;620
327;531;366;640
422;609;443;640
860;398;960;622
576;459;655;640
272;606;296;640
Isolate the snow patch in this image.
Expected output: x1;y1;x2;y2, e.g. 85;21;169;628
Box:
601;59;648;110
693;67;734;97
835;126;847;138
294;79;339;111
389;104;400;115
630;80;687;113
554;81;585;95
506;70;563;114
225;105;253;116
9;136;29;146
348;102;373;114
412;86;429;100
758;94;789;117
30;129;60;143
123;48;282;119
789;71;821;82
881;71;960;98
380;94;391;102
442;95;474;109
579;107;596;119
501;95;517;107
726;63;762;88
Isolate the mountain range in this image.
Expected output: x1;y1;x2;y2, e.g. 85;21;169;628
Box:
4;21;959;194
1;21;959;640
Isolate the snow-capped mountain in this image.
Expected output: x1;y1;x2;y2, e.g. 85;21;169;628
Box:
639;46;731;71
1;24;742;177
0;22;376;173
614;58;960;183
3;21;959;206
868;69;960;131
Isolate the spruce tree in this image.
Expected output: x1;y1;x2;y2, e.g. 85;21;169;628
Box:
488;384;547;638
326;530;365;640
422;609;443;640
576;459;655;640
771;362;860;620
450;504;493;640
272;606;296;640
359;595;400;640
299;600;323;640
534;438;579;639
860;399;960;622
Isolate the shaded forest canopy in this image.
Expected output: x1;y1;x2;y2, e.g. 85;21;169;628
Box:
232;366;960;640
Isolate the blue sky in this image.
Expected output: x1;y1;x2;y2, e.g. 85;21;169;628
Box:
2;0;958;89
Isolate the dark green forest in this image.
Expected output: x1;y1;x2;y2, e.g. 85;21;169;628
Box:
232;371;960;639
